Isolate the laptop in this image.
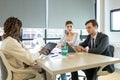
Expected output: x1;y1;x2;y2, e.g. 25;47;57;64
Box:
42;42;57;55
66;42;76;53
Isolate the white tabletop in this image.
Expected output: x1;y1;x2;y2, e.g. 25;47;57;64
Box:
37;52;120;76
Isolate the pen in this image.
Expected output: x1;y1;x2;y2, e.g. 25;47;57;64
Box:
51;55;58;57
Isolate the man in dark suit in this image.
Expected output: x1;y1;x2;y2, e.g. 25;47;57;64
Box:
76;19;115;80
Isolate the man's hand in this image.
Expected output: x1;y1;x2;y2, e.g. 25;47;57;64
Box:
76;46;87;52
76;46;83;52
81;47;87;52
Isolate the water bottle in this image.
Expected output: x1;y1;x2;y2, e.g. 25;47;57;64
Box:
62;40;68;56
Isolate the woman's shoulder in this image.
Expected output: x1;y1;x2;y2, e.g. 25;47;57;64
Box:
1;37;15;49
1;36;22;50
73;32;79;36
3;36;16;42
2;36;19;46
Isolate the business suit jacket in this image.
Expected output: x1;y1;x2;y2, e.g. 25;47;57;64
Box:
80;32;115;73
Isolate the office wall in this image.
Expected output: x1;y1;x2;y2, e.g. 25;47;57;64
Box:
96;0;104;32
0;0;46;28
48;0;95;29
104;0;120;69
104;0;120;42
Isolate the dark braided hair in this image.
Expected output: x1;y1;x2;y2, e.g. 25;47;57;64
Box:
3;17;22;42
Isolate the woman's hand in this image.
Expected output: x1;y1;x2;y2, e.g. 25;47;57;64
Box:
61;44;65;48
68;42;74;46
39;47;47;55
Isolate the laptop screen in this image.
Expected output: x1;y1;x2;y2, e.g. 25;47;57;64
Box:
42;42;57;55
44;42;57;51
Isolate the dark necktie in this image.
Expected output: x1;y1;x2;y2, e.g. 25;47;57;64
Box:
91;38;95;48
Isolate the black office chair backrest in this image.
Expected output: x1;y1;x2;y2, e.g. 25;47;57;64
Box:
109;45;114;57
98;45;115;74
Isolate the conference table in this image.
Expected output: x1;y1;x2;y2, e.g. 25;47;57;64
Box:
37;52;120;80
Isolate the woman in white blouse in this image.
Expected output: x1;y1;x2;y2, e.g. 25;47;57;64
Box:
58;20;79;48
58;21;79;80
0;17;45;80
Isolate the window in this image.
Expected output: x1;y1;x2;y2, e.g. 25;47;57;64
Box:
110;8;120;31
21;28;83;48
46;28;64;43
22;28;45;48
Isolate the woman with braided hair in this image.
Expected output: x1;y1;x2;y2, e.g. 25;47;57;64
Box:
0;17;45;80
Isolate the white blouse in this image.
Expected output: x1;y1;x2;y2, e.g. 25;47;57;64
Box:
57;32;80;47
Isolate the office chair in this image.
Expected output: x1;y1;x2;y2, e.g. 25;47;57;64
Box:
0;51;44;80
97;45;115;76
57;72;86;80
78;72;86;80
0;55;8;80
109;45;114;57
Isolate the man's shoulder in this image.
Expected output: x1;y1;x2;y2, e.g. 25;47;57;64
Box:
98;32;108;37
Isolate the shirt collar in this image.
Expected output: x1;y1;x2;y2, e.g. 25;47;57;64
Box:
91;32;98;39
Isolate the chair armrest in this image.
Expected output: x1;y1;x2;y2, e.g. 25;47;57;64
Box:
97;65;110;76
11;67;37;74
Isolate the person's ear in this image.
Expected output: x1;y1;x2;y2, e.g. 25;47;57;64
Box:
94;26;98;29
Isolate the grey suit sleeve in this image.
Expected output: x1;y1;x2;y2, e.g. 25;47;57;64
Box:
88;36;109;54
80;36;89;47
